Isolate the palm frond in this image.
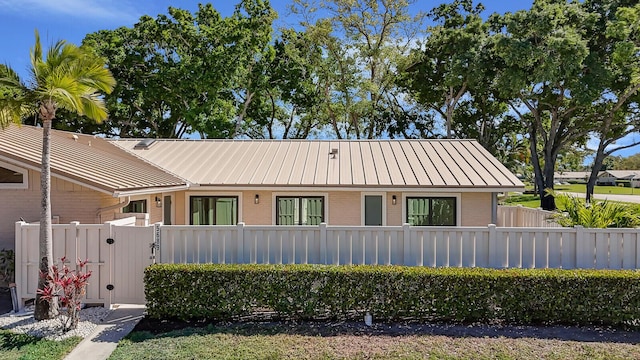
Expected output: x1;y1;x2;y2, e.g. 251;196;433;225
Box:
79;93;108;122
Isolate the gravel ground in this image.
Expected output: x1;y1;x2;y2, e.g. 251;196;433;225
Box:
0;306;112;341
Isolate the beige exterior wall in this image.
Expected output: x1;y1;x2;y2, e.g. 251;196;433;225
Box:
0;169;118;250
386;192;402;226
328;192;360;225
460;192;492;226
170;189;493;227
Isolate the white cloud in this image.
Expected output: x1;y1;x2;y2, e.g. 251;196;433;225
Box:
0;0;139;22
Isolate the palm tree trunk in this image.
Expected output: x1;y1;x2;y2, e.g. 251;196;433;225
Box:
34;118;56;320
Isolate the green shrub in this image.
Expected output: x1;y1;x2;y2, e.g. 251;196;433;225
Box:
144;264;640;328
552;194;640;228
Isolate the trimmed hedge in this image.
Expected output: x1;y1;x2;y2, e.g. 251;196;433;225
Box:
144;264;640;327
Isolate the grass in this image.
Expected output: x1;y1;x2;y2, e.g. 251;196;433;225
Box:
501;194;542;208
108;323;640;360
528;184;640;196
504;184;640;209
0;330;81;360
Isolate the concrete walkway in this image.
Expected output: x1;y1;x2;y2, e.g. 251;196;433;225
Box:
65;305;145;360
562;192;640;204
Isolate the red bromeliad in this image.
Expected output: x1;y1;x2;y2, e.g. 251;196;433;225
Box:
37;257;92;332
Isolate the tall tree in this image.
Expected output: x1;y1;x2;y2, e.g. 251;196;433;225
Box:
242;28;326;139
83;0;276;138
291;0;424;139
491;0;602;210
0;31;114;320
401;0;488;139
583;1;640;202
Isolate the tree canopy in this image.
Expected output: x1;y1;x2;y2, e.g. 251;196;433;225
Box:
28;0;639;208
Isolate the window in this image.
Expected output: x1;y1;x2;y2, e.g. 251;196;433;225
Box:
123;200;147;213
190;196;238;225
406;197;456;226
0;162;28;189
276;196;324;225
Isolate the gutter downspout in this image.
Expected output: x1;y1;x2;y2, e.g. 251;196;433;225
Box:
96;196;130;223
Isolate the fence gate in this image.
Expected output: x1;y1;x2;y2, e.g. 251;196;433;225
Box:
109;225;155;304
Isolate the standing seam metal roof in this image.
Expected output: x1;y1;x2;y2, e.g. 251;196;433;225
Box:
0;125;187;193
112;139;523;189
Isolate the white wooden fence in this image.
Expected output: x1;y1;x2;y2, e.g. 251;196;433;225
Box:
15;221;640;307
497;205;561;227
160;223;640;269
13;217;153;308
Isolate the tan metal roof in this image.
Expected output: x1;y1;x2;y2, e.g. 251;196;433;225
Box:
113;139;524;190
0;125;188;194
599;170;640;179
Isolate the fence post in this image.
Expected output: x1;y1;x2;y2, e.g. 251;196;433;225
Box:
320;223;327;264
14;221;25;310
575;225;590;268
69;221;79;265
237;222;245;264
488;224;499;268
403;223;411;266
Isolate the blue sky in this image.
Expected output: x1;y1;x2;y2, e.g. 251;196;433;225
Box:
1;0;638;158
0;0;531;77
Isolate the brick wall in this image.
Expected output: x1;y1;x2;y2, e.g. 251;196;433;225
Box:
0;169;118;250
460;192;492;226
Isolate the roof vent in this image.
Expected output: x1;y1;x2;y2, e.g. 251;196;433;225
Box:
329;148;338;159
134;139;156;150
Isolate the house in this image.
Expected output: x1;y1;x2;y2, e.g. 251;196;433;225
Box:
0;125;188;249
553;171;591;184
597;170;640;187
0;125;524;250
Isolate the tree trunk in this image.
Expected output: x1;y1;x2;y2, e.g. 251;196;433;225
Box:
34;117;56;320
586;147;606;204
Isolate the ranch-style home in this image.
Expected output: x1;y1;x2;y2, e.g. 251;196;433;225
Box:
597;170;640;187
0;125;524;250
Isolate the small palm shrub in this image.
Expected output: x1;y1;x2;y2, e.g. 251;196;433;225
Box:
552;194;640;228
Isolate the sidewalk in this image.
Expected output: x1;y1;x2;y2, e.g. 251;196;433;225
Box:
65;304;145;360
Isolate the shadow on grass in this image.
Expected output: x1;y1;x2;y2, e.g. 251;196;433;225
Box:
0;330;41;350
128;317;640;345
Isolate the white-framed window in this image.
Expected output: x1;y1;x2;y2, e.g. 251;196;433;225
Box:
184;192;243;225
361;192;386;226
402;193;461;226
0;161;28;189
272;192;328;225
190;195;238;225
122;199;147;213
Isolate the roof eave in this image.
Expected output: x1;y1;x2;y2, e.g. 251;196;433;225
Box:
113;184;191;197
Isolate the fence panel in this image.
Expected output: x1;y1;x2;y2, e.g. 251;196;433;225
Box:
498;206;560;227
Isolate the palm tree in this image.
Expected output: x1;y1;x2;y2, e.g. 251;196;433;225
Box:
0;31;115;320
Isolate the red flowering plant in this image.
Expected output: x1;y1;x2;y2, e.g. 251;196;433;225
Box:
37;257;92;332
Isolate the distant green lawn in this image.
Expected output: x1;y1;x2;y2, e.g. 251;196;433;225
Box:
541;184;640;196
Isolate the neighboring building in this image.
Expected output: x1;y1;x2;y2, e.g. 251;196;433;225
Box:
1;125;524;249
597;170;640;187
554;171;591;183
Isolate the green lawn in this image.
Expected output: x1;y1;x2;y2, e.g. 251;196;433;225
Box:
501;194;542;208
544;184;640;196
0;330;81;360
108;324;640;360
